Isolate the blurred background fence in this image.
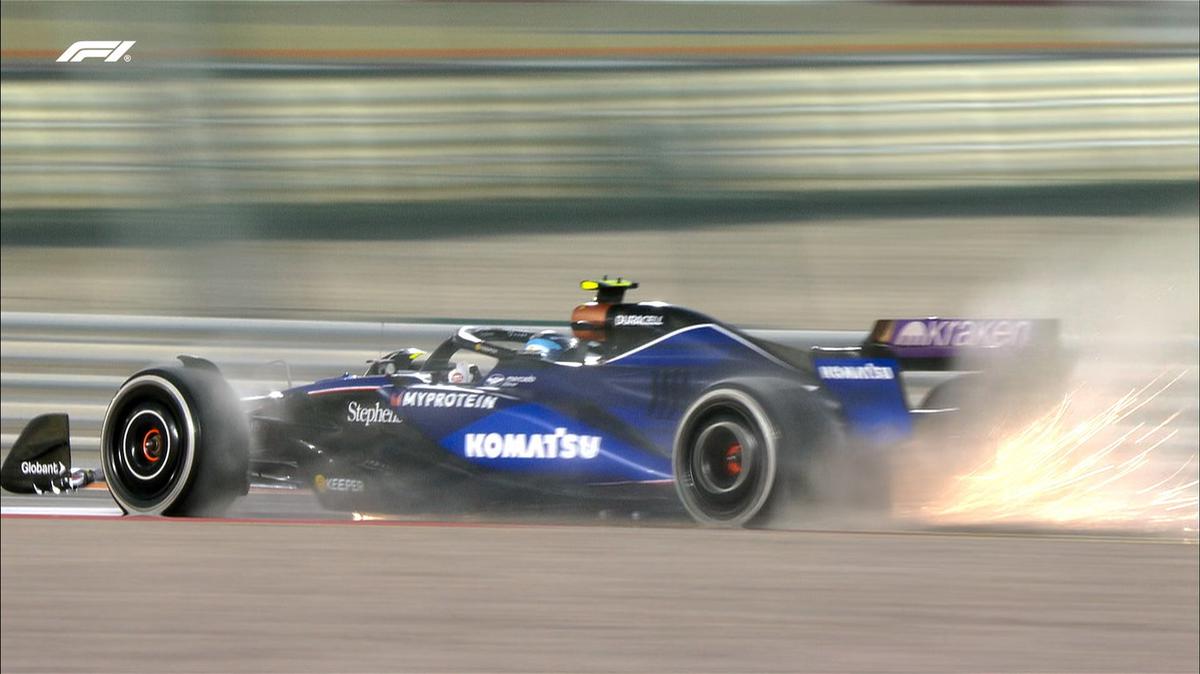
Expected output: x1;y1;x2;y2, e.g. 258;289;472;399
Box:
1;0;1197;483
2;2;1198;213
1;1;1197;326
1;58;1196;212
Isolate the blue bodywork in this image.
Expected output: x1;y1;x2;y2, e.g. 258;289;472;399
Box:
281;321;914;491
0;282;1056;520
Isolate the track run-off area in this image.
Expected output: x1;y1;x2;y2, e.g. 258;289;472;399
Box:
1;490;1197;673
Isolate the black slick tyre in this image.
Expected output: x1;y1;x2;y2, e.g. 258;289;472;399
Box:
100;366;248;516
673;388;778;527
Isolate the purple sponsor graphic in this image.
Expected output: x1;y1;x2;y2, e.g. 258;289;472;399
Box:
878;319;1051;358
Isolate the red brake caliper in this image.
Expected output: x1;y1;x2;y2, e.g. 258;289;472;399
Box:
724;443;743;476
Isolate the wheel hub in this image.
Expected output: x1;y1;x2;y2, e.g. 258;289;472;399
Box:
118;408;175;482
142;429;163;462
692;421;754;496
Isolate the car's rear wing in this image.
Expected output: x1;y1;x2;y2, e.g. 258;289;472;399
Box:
859;318;1060;371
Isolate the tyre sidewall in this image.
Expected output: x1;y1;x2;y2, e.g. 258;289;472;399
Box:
101;366;248;516
673;386;780;527
752;383;844;524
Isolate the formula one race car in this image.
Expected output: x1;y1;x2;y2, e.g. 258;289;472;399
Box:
1;279;1060;526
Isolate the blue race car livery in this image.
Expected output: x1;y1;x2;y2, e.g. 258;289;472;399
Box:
1;278;1060;526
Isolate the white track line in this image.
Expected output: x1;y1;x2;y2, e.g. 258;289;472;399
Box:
2;505;122;517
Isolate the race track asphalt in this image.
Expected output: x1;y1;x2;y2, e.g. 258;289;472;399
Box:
1;492;1196;673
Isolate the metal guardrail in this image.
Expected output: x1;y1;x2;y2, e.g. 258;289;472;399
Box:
2;312;1195;467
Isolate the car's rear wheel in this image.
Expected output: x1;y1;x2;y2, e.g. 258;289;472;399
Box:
673;389;777;526
101;366;248;516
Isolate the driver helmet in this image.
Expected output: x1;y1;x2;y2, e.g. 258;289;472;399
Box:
523;330;577;361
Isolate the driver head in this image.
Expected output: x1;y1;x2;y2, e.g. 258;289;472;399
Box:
448;362;479;384
524;330;577;361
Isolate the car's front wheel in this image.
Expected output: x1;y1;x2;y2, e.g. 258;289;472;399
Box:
101;365;248;516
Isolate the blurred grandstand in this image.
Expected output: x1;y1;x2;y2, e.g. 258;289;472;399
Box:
1;1;1196;325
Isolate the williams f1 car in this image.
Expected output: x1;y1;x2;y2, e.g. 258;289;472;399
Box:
1;279;1060;526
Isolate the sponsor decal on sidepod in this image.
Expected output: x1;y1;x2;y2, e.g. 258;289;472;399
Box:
464;428;601;460
346;400;402;426
399;390;497;409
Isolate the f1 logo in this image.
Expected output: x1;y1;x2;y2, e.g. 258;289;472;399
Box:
56;41;136;63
